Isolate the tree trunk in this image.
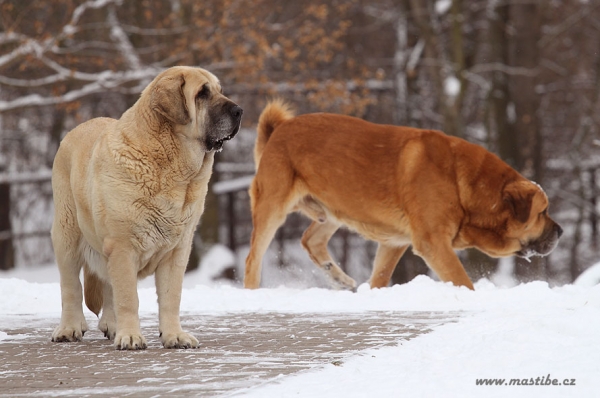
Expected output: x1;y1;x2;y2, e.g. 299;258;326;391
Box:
509;2;542;181
448;0;466;136
408;0;459;137
393;2;409;125
489;2;519;168
391;247;429;285
0;182;14;270
508;2;545;281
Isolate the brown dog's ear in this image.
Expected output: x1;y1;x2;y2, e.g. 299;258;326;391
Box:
151;74;191;125
503;181;534;223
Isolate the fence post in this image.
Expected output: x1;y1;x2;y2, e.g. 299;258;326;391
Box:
0;181;14;270
591;167;598;249
227;191;236;252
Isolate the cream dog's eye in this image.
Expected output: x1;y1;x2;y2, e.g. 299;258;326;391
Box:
196;84;210;100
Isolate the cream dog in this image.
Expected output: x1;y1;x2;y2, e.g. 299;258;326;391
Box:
51;66;242;349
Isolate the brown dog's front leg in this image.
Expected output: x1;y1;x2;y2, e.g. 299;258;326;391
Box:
412;238;475;290
369;244;409;289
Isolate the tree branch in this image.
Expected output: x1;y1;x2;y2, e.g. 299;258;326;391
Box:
106;3;142;70
0;68;161;112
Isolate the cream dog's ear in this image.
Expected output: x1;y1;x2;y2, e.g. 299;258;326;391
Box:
151;73;191;125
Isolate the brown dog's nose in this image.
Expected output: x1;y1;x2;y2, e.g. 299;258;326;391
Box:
556;224;563;238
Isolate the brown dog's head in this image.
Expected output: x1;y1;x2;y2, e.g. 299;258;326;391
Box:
503;180;562;259
147;66;243;152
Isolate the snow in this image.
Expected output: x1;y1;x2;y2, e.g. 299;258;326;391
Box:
444;75;461;97
435;0;452;15
489;256;518;287
1;248;600;397
212;174;254;194
246;303;597;398
574;260;600;286
0;330;26;341
507;102;517;123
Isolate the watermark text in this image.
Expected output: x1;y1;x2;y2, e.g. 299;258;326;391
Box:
476;374;576;387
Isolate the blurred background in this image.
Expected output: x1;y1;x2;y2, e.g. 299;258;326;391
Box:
0;0;598;287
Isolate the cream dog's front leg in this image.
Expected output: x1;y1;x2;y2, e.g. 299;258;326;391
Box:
105;243;147;350
155;249;199;349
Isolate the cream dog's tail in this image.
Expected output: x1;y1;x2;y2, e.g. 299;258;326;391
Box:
83;265;103;317
254;99;294;170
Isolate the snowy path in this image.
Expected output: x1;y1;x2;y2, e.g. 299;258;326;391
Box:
0;311;457;397
2;262;600;397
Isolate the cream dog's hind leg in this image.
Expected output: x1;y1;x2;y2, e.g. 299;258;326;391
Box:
98;280;117;340
51;187;88;342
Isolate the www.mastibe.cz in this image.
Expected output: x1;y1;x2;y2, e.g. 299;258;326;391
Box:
476;374;576;386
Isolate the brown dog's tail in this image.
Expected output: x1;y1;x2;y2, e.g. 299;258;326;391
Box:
83;264;103;317
254;99;294;170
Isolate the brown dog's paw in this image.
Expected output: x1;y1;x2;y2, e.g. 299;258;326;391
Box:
332;275;357;291
51;321;88;343
160;331;199;349
321;262;357;291
114;331;147;350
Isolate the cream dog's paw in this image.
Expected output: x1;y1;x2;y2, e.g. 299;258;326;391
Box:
51;319;88;342
160;331;199;349
52;314;88;343
114;330;147;350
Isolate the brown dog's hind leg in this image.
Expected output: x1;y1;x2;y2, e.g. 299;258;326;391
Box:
244;179;293;289
297;196;327;223
301;220;357;290
369;244;409;288
244;209;289;288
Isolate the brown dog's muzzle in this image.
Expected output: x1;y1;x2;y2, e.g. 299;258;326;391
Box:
516;221;563;259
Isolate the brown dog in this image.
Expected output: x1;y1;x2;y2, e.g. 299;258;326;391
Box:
244;100;562;290
51;67;242;349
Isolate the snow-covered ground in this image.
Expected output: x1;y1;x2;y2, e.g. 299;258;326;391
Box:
1;247;599;397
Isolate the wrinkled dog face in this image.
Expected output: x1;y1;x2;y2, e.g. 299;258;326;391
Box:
503;180;563;259
194;78;243;152
150;66;243;152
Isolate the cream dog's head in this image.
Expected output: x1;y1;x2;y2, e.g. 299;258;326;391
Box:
146;66;243;152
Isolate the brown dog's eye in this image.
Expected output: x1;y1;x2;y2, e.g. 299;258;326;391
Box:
196;84;210;100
